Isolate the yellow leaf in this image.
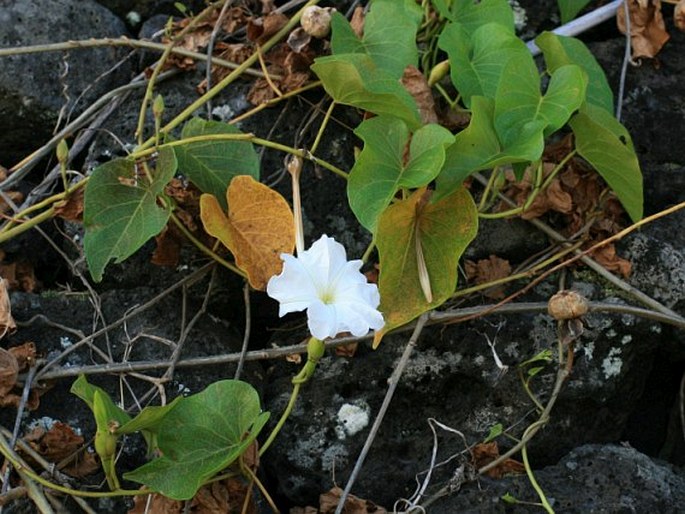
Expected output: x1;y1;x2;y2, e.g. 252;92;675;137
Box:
200;176;295;290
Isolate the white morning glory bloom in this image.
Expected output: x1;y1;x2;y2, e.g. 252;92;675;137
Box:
266;235;385;340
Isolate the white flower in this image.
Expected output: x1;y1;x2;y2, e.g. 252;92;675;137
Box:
266;235;385;340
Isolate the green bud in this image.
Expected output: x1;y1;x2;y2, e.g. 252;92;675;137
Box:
56;139;69;164
307;337;326;362
152;94;165;118
427;59;450;87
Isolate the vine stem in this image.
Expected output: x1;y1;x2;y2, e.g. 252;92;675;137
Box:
335;313;430;514
258;382;302;456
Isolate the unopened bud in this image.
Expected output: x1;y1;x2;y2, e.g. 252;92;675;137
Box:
152;94;165;118
428;60;450;87
548;290;589;320
56;139;69;164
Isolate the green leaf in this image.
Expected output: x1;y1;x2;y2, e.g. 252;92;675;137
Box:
438;22;531;107
569;103;643;222
311;54;421;129
484;423;504;443
536;31;614;113
124;380;270;500
347;116;454;232
435;96;543;200
434;0;515;33
373;187;478;346
116;397;182;435
502;492;519;504
83;147;177;282
558;0;592;24
174;118;259;208
494;62;588;145
330;0;422;77
71;375;131;428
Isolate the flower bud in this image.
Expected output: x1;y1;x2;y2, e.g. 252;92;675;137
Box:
548;290;589;320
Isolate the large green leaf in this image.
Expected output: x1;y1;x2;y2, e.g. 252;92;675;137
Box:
433;0;514;33
569;103;643;222
83;146;177;282
438;22;531;107
124;380;270;500
495;61;588;146
434;96;543;200
535;31;614;114
558;0;592;23
311;54;421;129
347;116;453;232
373;187;478;346
330;0;422;77
71;375;130;428
174;118;259;208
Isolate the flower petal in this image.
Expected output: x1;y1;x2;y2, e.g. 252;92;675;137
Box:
266;254;319;316
307;300;339;340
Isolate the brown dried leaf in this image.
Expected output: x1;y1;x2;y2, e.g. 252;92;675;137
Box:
472;441;525;479
0;260;38;293
24;422;99;478
319;486;387;514
0;348;18;396
0;191;23;215
0;278;16;338
152;225;182;267
465;255;512;300
288;27;312;53
286;353;302;364
401;66;438;125
9;342;36;370
350;6;365;37
247;12;289;44
335;342;358;358
676;0;685;30
54;188;84;222
617;0;670;58
591;243;632;277
129;492;183;514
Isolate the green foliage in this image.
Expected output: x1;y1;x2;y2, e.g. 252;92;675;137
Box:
432;0;515;33
311;0;423;128
124;380;269;500
535;31;614;113
347;116;453;232
73;376;268;499
438;22;531;108
558;0;593;24
174;118;260;208
83;146;177;282
373;187;478;346
484;423;504;443
570;103;644;222
311;55;421;129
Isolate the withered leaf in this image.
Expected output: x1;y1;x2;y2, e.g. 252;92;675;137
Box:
0;278;16;338
465;255;512;300
23;422;99;478
247;12;289;44
152;225;182;268
591;243;632;277
472;441;525;479
318;486;388;514
53;188;84;222
676;0;685;31
350;6;365;37
0;348;18;396
401;66;438;125
200;176;295;290
9;342;36;370
0;191;23;215
617;0;670;59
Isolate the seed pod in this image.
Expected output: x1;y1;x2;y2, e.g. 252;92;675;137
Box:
301;6;334;38
548;290;589;320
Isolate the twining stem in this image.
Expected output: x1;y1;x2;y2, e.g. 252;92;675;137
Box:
259;337;325;456
521;430;555;514
135;0;321;154
309;100;337;156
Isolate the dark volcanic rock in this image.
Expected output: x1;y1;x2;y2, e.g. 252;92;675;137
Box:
0;0;131;165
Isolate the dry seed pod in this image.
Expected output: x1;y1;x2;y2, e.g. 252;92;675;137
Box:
301;6;334;38
548;290;589;320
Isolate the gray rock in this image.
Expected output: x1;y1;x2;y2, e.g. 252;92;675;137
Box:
0;0;131;165
429;444;685;513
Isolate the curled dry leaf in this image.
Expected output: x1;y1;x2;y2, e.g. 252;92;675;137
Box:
617;0;670;59
504;164;573;220
247;12;289;44
0;342;45;410
318;486;388;514
0;278;16;338
472;441;525;479
401;65;438;125
350;6;365;38
677;0;685;30
53;188;84;222
23;422;99;478
0;348;19;396
1;259;39;292
465;255;512;300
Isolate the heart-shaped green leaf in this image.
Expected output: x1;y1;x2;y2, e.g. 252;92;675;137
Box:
435;96;544;200
330;0;422;77
569;103;643;222
174;118;259;208
124;380;269;500
535;31;614;114
558;0;593;24
311;54;421;130
438;22;531;107
373;187;478;346
433;0;514;32
83;146;177;282
347;116;454;232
